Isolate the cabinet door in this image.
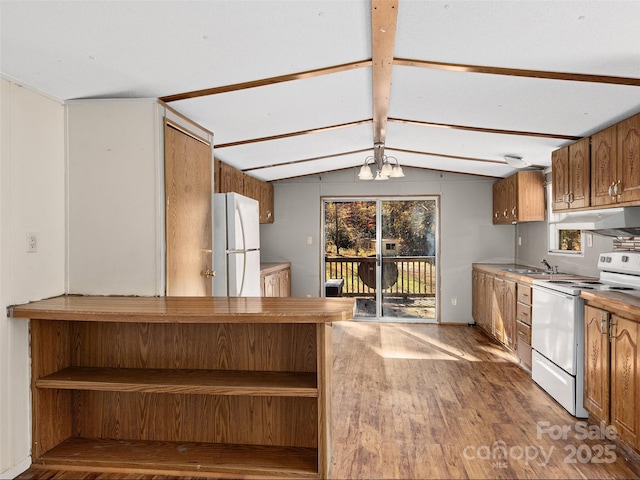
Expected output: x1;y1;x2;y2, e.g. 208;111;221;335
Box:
492;180;505;224
220;161;244;194
492;277;505;342
263;273;277;297
472;270;480;322
278;268;291;297
584;306;610;423
568;137;590;209
610;315;639;450
243;173;261;203
551;146;569;211
260;181;274;224
591;125;618;207
618;112;640;204
503;175;517;223
503;280;516;349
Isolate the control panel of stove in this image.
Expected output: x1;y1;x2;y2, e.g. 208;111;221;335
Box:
597;251;640;275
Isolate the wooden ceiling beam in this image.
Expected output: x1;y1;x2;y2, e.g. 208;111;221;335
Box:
160;60;371;103
216;119;372;149
371;0;399;146
394;58;640;86
388;117;581;141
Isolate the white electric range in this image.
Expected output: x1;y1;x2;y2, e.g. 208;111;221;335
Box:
530;252;640;418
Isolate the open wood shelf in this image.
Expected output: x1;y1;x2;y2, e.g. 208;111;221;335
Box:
34;437;319;478
36;367;318;397
9;295;355;478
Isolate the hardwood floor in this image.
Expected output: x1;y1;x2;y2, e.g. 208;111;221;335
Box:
16;322;640;479
331;322;640;479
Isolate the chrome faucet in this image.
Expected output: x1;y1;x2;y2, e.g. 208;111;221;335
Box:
541;259;558;273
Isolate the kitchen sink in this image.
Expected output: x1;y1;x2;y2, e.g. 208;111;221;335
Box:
504;268;543;274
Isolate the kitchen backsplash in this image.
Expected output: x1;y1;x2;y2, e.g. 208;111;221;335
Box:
613;237;640;251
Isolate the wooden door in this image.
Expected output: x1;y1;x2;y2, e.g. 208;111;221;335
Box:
610;315;639;450
618;112;640;204
568;137;590;209
165;123;213;296
591;125;618;207
551;146;569;211
584;306;610;423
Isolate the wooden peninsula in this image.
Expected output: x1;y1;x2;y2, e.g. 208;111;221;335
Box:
9;295;355;479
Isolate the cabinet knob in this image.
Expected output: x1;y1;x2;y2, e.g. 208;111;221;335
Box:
204;269;216;278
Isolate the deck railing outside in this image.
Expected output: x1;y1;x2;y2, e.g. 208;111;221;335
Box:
325;256;436;297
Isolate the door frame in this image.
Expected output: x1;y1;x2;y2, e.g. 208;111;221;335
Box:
321;195;440;322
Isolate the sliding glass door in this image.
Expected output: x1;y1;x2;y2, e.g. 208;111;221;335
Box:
323;197;438;322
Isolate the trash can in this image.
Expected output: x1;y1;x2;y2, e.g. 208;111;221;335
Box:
325;278;344;297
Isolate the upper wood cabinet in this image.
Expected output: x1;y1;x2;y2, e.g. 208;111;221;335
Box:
215;160;274;223
591;125;618;207
552;137;590;211
617;112;640;204
592;113;640;207
219;161;244;194
492;170;545;224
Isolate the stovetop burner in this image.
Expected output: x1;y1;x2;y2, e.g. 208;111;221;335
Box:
533;252;640;296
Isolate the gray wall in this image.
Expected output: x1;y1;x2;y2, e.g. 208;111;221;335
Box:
260;168;515;324
516;216;613;277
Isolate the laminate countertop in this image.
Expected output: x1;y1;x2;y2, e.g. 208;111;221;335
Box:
472;263;597;285
9;295;355;324
580;289;640;324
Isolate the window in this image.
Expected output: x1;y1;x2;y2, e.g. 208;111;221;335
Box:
547;183;583;255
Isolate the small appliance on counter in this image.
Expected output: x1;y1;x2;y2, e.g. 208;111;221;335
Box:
531;252;640;417
213;192;261;297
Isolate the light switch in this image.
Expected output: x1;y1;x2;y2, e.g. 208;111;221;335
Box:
306;236;313;245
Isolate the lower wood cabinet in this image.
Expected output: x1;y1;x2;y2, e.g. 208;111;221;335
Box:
261;263;291;297
584;305;640;454
472;268;517;352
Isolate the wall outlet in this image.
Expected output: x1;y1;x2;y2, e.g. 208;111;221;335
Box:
518;236;522;246
306;236;313;245
451;297;457;306
26;232;38;253
586;233;593;248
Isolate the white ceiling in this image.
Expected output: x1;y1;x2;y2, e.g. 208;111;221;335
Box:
2;1;639;181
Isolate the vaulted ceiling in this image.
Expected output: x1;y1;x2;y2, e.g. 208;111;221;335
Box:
2;1;639;181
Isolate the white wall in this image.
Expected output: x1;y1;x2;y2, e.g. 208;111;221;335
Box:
0;79;66;478
66;99;165;296
260;168;514;324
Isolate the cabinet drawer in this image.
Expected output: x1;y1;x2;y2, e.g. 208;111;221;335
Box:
516;320;532;344
517;337;532;370
516;302;532;326
517;284;532;305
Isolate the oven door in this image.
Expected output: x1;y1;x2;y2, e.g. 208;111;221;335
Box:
531;284;582;375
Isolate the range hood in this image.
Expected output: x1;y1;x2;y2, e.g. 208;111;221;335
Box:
552;207;640;237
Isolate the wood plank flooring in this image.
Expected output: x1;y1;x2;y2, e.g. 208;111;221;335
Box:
16;322;640;479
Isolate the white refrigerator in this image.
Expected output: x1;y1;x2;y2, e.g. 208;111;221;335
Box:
213;193;261;297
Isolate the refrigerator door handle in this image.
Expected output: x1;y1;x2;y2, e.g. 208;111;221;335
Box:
236;204;248;296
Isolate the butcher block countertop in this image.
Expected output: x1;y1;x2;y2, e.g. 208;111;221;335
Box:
9;294;355;324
